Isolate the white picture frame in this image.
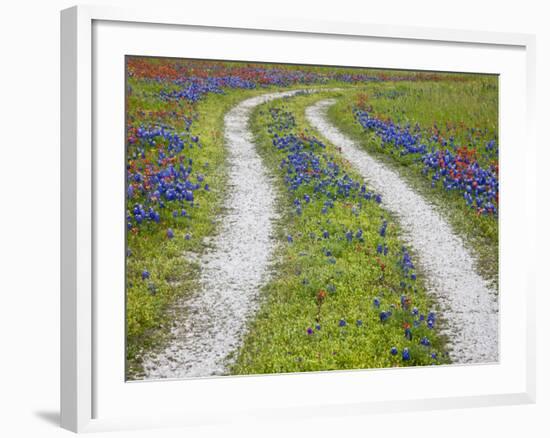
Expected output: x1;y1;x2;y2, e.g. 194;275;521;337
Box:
60;4;536;433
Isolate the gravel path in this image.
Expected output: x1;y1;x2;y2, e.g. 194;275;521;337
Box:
306;99;499;364
142;90;309;379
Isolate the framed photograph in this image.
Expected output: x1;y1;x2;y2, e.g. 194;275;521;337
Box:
61;4;536;433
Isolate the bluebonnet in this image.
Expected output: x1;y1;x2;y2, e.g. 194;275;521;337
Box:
379;221;387;237
354;108;499;215
427;312;436;329
126;124;206;231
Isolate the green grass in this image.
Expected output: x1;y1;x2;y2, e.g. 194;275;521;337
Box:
231;91;449;375
325;84;499;287
355;79;498;144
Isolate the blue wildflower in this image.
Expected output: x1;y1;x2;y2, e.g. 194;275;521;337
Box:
379;221;387;237
427;312;436;329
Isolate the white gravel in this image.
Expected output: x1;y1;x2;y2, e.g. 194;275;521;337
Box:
306;99;499;364
142;90;309;380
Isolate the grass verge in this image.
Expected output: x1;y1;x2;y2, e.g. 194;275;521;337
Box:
126;83;285;378
326;84;499;288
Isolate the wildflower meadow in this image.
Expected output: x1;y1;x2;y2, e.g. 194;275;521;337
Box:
125;56;498;380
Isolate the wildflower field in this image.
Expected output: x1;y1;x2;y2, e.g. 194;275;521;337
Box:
125;56;498;380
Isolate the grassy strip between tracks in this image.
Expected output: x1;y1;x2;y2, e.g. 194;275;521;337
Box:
231;91;449;375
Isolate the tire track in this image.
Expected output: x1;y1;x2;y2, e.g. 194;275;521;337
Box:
142;90;309;379
306;99;498;364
